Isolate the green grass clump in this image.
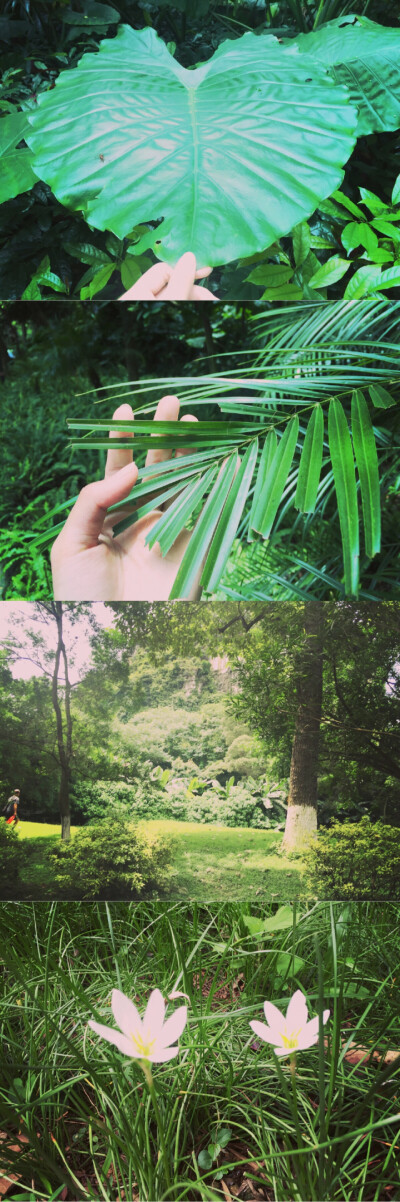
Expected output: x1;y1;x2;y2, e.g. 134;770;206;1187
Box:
0;900;399;1201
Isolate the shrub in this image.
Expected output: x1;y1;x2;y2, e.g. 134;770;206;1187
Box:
48;822;174;900
0;819;29;896
304;818;400;899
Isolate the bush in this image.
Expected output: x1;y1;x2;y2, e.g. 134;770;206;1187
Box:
48;821;174;899
0;819;29;896
304;818;400;899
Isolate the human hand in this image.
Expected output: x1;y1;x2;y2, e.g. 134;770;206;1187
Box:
119;251;218;300
51;397;202;601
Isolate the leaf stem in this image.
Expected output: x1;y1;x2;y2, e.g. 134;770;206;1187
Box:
140;1061;172;1195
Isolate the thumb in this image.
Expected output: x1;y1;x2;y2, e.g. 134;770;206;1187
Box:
51;462;139;559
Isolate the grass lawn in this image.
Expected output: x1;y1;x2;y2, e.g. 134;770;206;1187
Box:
12;819;305;900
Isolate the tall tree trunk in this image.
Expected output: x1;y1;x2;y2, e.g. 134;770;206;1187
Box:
51;602;73;841
282;601;324;853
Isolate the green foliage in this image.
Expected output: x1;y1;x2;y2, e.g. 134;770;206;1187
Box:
304;817;400;898
48;821;174;899
67;303;400;599
0;819;29;896
292;15;400;136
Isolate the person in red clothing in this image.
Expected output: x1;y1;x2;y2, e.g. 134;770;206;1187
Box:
3;789;20;826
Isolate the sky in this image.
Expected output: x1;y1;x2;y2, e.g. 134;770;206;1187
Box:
0;603;114;683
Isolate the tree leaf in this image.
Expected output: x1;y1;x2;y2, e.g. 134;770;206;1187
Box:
351;390;381;559
79;262;115;299
308;255;350;288
295;404;324;513
328;399;359;596
26;26;357;266
250;416;299;539
201;439;258;592
169;455;239;599
292;221;312;267
292;15;400;136
343;266;382;299
392;174;400;205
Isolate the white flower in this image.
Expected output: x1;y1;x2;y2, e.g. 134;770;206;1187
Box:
250;989;330;1057
88;988;187;1063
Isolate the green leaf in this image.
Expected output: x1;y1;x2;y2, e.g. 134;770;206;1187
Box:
246;265;294;288
62;1;120;25
216;1128;232;1149
330;189;365;220
120;256;144;292
392;174;400;205
198;1150;213;1171
169;455;239;599
201;439;258;592
26;26;357;267
341;222;379;256
275;951;305;976
292;221;312;267
145;466;218;556
250;416;299;539
0;110;38;203
351;390;381;560
369;384;397;410
295;404;324;513
328;399;359;596
343;266;382;299
308;255;350;289
243;905;294;937
292;15;400;136
79;262;115;299
359;188;389;216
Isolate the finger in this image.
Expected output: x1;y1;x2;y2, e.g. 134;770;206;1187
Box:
189;285;219;300
162;252;197;300
119;262;172;300
105;403;135;479
175;413;198;459
51;462;138;558
145;394;180;468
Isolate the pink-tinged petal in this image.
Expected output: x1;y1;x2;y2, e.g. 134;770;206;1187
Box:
286;990;308;1031
250;1020;282;1046
262;1000;286;1030
168;991;190;1002
300;1016;319;1043
111;989;142;1039
143;988;165;1037
322;1009;330;1026
274;1046;291;1058
149;1045;180;1063
88;1019;134;1059
297;1029;321;1050
157;1006;187;1048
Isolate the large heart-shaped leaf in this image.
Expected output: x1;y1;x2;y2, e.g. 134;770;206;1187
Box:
26;26;357;266
292;15;400;136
